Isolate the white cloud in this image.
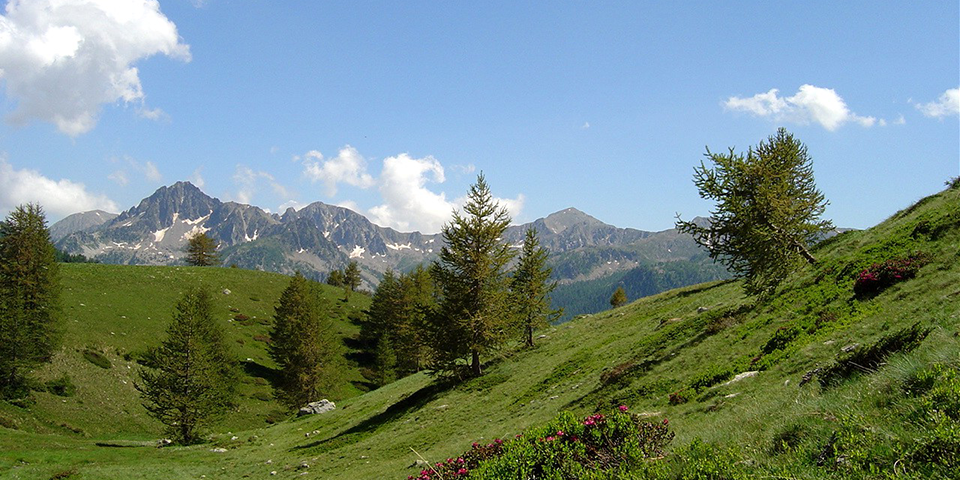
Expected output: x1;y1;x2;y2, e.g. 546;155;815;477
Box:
231;165;290;205
108;170;129;186
0;157;118;220
367;153;524;233
108;155;162;184
724;85;877;131
916;88;960;118
0;0;190;136
190;167;205;189
581;121;591;129
301;145;375;196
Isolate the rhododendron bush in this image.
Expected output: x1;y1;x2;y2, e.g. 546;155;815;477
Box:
407;407;673;479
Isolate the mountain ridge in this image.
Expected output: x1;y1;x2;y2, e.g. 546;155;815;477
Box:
54;181;728;311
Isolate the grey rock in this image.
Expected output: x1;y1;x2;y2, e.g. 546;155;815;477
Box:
298;399;335;416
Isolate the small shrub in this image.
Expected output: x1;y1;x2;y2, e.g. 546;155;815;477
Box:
264;409;287;424
668;389;689;405
689;365;733;393
49;468;78;479
853;253;927;298
600;361;636;387
252;334;271;344
45;375;77;397
0;415;18;430
761;326;801;355
411;407;674;480
818;322;931;387
252;391;272;402
82;349;112;369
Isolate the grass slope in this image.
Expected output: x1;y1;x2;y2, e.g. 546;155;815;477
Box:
2;185;958;479
0;264;370;442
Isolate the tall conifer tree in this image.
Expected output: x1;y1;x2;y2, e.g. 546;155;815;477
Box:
0;203;60;398
510;228;562;347
676;128;833;297
136;287;237;444
269;272;342;407
430;174;514;378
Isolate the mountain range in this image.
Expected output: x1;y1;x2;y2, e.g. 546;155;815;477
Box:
53;181;731;318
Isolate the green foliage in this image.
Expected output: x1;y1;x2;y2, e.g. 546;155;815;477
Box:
609;286;628;308
818;322;931;387
688;365;733;393
343;261;362;292
327;269;345;288
44;375;76;397
853;252;928;298
136;286;238;444
429;173;515;378
81;349;111;369
676;128;833;297
511;228;562;346
185;232;220;267
408;407;674;480
360;266;435;386
269;272;344;408
0;203;61;398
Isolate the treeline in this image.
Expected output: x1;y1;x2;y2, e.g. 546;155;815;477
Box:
354;175;561;386
551;257;731;320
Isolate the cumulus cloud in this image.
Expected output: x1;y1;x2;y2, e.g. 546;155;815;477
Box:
231;166;290;205
367;153;524;233
301;145;375;196
725;85;877;131
0;157;118;220
915;88;960;118
0;0;190;136
367;154;452;233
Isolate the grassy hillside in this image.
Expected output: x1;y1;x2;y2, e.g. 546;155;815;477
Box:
0;264;370;441
1;185;958;479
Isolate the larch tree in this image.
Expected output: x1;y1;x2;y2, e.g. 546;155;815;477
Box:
0;203;61;398
269;272;342;408
343;261;362;292
510;228;562;347
430;174;514;378
675;128;833;297
185;232;220;267
136;286;237;444
609;286;628;308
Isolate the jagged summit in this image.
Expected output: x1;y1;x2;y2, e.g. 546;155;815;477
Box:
55;181;720;296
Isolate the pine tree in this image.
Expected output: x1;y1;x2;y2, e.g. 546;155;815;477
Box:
343;261;362;292
326;269;345;288
610;286;628;308
676;128;833;297
361;267;436;385
0;203;61;398
269;272;342;408
430;174;514;378
510;228;562;347
185;232;220;266
136;287;237;444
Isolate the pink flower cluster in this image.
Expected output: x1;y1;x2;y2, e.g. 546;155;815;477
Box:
853;253;925;298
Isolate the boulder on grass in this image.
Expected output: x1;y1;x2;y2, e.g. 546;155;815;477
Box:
298;399;335;416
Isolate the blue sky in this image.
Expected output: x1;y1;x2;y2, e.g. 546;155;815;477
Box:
1;1;957;233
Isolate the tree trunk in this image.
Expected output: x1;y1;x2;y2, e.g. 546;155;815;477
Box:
471;349;482;377
794;240;817;265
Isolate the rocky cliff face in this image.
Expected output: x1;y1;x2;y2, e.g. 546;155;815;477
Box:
55;182;724;294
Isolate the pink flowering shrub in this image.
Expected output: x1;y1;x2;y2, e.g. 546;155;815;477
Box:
853;253;927;298
406;407;673;479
